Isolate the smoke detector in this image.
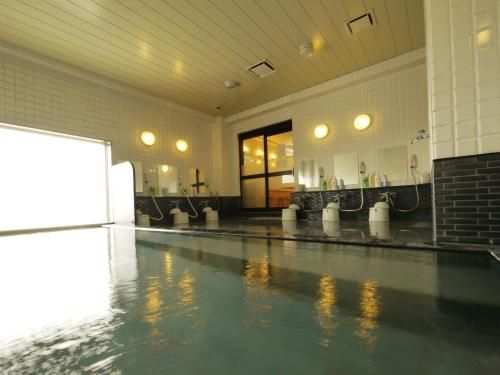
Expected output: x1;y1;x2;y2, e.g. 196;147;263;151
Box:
247;60;276;78
299;43;313;59
345;10;376;35
224;80;239;89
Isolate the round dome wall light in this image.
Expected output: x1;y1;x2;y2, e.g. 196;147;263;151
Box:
141;130;156;146
314;124;329;139
354;114;372;130
176;139;188;152
161;164;169;173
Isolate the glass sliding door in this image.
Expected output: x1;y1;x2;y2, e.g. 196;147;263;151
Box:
239;120;293;210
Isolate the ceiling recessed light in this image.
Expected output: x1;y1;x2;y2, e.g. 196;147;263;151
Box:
224;80;239;89
299;43;313;59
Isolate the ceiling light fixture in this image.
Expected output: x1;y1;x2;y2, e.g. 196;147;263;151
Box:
353;114;371;130
314;124;329;139
299;43;314;59
224;80;240;89
140;130;156;146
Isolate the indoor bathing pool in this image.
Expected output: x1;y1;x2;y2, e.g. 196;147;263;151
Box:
0;227;499;374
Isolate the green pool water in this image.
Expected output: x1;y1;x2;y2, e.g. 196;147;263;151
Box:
0;227;499;374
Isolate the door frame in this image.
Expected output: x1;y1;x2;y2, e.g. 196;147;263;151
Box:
238;120;293;211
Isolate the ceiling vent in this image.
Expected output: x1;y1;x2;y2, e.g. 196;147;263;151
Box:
345;10;376;35
248;60;276;78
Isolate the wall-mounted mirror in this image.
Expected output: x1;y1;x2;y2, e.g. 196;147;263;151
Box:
334;152;359;185
129;161;178;196
158;164;178;195
189;168;206;195
377;145;408;185
298;158;319;188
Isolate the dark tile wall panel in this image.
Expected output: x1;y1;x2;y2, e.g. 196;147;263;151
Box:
291;184;432;223
434;152;500;245
134;196;240;226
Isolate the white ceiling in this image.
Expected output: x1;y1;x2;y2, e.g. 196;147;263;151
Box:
0;0;425;116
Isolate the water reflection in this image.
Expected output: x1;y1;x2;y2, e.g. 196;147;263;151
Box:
164;252;174;287
243;255;272;327
322;222;340;237
243;255;271;285
144;276;164;325
315;275;337;348
0;228;128;374
355;280;380;351
178;270;196;310
282;220;297;235
369;222;390;240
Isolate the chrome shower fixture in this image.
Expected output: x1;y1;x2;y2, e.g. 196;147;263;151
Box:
410;129;430;144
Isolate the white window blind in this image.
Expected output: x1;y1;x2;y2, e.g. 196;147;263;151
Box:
0;123;111;232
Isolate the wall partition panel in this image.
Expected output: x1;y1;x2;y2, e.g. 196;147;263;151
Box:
0;122;111;232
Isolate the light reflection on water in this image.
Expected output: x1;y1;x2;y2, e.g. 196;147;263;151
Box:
315;275;337;348
163;252;174;287
355;280;380;351
1;229;500;374
243;255;272;328
0;228;123;374
144;276;164;325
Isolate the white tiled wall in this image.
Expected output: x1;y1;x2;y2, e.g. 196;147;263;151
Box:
425;0;500;158
222;49;429;196
0;40;216;189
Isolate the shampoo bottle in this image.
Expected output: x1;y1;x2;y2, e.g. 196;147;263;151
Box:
332;176;338;190
374;173;381;188
368;173;375;188
322;178;328;191
339;178;345;190
381;175;388;187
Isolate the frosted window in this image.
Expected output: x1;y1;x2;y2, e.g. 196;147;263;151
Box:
0;123;110;232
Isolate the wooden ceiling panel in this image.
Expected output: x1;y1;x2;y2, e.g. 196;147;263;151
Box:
0;0;425;116
384;0;414;55
363;0;398;60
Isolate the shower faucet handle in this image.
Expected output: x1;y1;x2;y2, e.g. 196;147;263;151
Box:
332;193;345;202
380;192;397;202
170;200;181;208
